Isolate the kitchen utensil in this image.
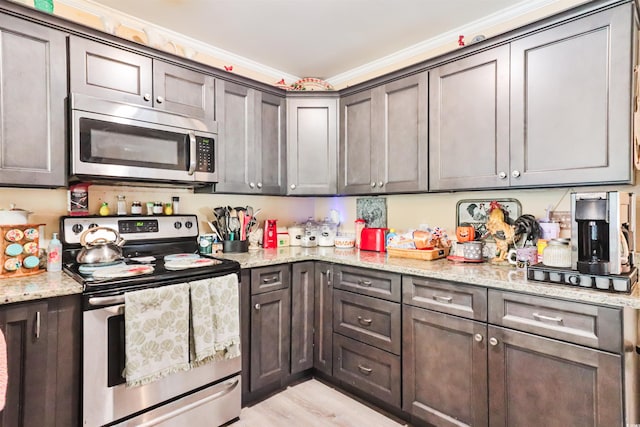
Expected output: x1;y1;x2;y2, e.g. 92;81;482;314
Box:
76;226;125;264
238;211;246;240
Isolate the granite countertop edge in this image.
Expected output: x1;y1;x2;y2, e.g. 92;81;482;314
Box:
2;247;639;309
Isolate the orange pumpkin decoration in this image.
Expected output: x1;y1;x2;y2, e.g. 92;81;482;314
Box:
456;224;475;243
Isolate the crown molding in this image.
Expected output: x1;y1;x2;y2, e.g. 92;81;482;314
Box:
326;0;569;87
56;0;300;84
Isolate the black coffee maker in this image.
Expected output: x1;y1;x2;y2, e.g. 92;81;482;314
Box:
571;191;635;275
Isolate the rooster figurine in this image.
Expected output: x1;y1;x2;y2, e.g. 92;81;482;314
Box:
485;201;515;262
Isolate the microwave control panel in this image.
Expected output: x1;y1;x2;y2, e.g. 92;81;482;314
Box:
196;136;215;173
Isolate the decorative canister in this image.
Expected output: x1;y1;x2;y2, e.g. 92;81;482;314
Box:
463;241;484;260
542;238;571;268
288;225;304;247
301;220;318;248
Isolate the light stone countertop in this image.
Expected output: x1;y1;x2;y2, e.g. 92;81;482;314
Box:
3;247;640;310
0;271;83;305
218;246;640;310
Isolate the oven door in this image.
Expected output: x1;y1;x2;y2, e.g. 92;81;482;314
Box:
83;295;240;426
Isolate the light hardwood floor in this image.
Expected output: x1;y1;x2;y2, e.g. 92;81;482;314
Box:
231;379;409;427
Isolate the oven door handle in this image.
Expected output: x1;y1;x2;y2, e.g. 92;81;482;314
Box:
135;377;240;427
88;295;125;307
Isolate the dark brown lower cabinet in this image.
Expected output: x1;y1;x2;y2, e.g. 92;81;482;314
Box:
403;305;488;427
249;287;290;391
291;262;314;374
488;325;622;427
403;304;623;427
313;262;333;376
0;295;80;427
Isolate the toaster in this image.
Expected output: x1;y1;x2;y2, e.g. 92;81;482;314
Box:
359;227;388;252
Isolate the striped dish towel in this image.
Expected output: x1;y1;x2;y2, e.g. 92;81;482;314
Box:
189;273;240;367
124;283;191;387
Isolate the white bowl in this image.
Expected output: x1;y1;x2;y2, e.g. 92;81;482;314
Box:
335;235;355;248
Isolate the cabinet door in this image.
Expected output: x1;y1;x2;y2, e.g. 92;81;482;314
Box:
69;36;153;107
314;263;333;376
0;15;67;187
403;305;488;427
429;45;510;191
152;60;214;121
255;92;286;194
291;262;314;374
339;89;377;194
215;80;255;193
379;72;428;193
0;301;50;427
249;289;290;391
510;4;634;187
286;97;338;195
488;325;622;427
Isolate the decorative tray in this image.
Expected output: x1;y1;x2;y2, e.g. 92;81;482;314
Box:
387;247;450;261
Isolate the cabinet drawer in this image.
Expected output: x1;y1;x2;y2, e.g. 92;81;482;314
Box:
403;276;487;321
333;265;401;302
250;265;290;295
488;290;621;352
332;333;401;408
333;290;401;355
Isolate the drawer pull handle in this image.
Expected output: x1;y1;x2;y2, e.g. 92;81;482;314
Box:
357;316;372;326
357;365;373;375
433;295;453;304
532;312;564;325
358;279;372;287
262;276;277;284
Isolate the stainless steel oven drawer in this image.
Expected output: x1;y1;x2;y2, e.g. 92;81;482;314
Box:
116;375;241;426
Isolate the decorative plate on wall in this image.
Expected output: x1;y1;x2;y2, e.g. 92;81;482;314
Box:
356;197;387;228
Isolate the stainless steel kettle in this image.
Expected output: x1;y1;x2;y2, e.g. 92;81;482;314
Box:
76;226;125;264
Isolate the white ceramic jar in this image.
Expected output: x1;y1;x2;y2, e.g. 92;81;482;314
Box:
542;238;571;268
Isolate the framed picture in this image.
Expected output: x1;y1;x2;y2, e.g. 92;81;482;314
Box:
456;199;521;240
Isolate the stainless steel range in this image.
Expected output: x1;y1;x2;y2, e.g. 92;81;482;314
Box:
61;215;241;427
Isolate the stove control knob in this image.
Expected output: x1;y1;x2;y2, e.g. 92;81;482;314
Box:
185;221;193;229
89;223;99;230
71;224;84;234
174;221;182;229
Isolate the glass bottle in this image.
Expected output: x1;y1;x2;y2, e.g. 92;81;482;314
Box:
116;195;126;215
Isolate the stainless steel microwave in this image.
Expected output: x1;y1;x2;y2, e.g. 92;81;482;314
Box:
70;93;217;186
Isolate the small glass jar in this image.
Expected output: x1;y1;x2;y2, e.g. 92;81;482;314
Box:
542;238;571;268
131;201;142;215
153;202;163;215
116;195;126;215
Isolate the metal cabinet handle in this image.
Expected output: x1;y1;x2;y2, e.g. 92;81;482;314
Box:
512;170;521;178
489;337;499;346
357;365;372;375
254;303;261;310
378;181;384;188
370;182;376;188
532;312;564;325
358;279;372;287
257;182;262;189
262;276;277;284
474;333;483;342
357;316;372;326
433;295;453;304
35;311;41;340
498;171;507;179
290;184;296;190
156;95;164;104
249;182;255;189
326;269;331;285
143;93;151;102
187;131;197;175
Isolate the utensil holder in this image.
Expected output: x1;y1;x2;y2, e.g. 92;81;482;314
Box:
223;240;248;253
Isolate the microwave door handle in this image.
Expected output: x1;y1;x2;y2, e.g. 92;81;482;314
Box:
188;131;197;175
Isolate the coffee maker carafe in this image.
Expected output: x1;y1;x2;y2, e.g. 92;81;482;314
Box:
571;191;635;275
